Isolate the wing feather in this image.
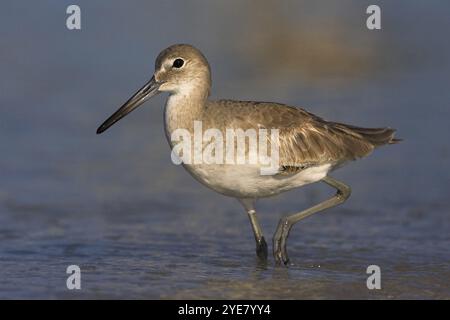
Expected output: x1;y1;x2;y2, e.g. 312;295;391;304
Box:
205;100;396;173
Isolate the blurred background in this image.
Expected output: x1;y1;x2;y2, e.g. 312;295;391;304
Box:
0;0;449;298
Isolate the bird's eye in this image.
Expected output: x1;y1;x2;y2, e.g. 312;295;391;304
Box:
172;58;184;68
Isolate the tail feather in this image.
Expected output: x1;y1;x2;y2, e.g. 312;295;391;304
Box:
333;123;401;147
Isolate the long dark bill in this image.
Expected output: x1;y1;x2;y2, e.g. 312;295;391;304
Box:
96;76;160;134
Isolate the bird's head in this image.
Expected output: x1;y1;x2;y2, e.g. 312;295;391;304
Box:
96;44;211;134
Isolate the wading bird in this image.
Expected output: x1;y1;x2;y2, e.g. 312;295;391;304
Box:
97;44;399;265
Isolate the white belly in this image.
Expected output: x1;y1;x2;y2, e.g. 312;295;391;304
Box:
181;163;332;198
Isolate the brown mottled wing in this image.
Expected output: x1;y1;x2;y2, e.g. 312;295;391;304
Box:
207;100;396;173
274;117;377;171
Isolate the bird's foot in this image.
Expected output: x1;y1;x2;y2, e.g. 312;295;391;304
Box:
273;219;291;266
273;242;290;266
256;237;268;261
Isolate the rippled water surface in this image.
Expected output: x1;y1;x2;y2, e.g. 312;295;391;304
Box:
0;1;449;299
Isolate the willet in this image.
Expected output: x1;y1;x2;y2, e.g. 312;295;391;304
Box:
97;44;399;265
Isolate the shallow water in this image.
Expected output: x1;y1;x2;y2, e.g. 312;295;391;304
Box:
0;1;449;299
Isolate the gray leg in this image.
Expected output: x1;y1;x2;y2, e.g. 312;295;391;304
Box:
273;176;351;265
239;199;268;261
